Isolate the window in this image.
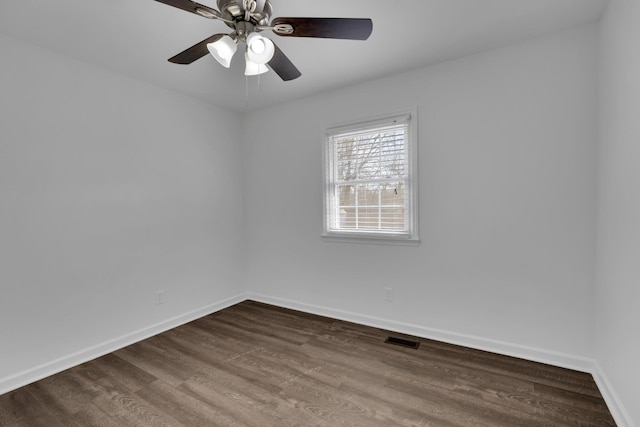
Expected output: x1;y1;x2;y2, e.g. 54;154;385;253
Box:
323;111;418;243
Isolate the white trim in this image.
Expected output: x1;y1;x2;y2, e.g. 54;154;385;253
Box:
321;233;420;246
592;362;636;427
325;113;412;136
322;108;419;243
247;293;637;425
2;292;633;427
246;292;595;372
0;292;248;396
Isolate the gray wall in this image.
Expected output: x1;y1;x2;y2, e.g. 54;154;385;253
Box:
1;13;637;426
597;2;640;425
243;25;598;368
0;34;245;391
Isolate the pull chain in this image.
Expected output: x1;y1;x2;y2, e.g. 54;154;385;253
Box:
244;73;264;109
245;75;250;108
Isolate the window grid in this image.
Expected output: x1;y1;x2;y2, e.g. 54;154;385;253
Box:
325;114;415;239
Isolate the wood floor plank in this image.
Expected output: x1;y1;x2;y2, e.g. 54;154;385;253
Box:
89;353;158;393
0;300;616;426
136;379;245;427
89;376;186;427
179;376;277;426
71;401;131;427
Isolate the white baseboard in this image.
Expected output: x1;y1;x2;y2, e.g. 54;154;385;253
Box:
2;292;633;427
592;362;636;427
0;292;248;396
247;292;596;372
248;293;639;426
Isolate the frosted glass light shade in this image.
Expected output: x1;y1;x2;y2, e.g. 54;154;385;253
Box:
245;54;269;76
246;33;275;65
207;35;237;68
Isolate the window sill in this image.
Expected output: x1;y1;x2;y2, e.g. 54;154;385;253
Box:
321;233;420;246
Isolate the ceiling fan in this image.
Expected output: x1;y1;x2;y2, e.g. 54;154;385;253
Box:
153;0;373;81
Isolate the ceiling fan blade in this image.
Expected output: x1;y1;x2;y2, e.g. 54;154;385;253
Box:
271;17;373;40
153;0;220;19
268;43;301;81
168;34;225;64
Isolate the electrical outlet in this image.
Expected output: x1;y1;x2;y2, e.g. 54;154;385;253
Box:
384;287;393;302
155;290;164;305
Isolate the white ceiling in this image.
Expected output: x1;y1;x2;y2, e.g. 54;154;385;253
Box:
0;0;607;112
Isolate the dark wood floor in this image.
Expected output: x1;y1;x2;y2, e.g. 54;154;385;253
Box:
0;301;615;426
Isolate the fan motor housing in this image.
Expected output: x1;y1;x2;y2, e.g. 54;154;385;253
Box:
217;0;272;27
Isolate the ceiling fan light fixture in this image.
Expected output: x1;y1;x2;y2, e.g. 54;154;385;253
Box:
246;32;275;65
207;35;237;68
244;54;269;76
156;0;373;81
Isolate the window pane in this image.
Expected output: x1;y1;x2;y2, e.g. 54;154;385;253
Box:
334;182;407;232
335;128;407;182
325;112;416;240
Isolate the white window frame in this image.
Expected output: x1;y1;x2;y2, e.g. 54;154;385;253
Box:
322;109;419;245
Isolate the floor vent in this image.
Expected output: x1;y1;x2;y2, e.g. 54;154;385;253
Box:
384;336;420;349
